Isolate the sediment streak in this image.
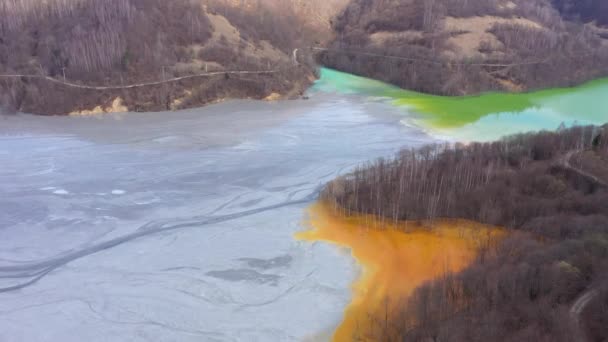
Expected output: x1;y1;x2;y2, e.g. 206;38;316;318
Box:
0;186;322;293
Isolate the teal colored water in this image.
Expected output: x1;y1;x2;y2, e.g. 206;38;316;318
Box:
312;68;608;141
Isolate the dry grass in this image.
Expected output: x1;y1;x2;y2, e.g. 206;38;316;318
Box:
444;15;543;57
369;30;424;46
206;12;286;61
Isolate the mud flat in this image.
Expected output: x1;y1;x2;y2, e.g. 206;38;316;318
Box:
0;92;432;341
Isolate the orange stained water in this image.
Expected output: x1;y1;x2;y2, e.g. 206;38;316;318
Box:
296;202;505;342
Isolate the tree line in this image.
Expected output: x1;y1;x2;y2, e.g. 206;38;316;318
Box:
0;0;317;114
321;124;608;341
318;0;608;96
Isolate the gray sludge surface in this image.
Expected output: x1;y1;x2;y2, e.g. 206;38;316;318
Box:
0;94;431;341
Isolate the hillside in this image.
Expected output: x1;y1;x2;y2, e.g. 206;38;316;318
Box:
2;0;607;114
318;0;608;95
552;0;608;25
0;0;330;115
321;125;608;340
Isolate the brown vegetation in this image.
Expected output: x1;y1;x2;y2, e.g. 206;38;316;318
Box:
551;0;608;26
321;125;608;341
318;0;608;95
2;0;607;113
584;287;608;342
0;0;318;114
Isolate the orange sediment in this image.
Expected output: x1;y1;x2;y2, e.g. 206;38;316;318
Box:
296;202;505;341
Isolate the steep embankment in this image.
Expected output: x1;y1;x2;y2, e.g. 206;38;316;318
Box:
318;0;608;96
0;0;332;115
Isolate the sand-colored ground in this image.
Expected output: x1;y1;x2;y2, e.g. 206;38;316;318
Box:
444;15;543;57
206;12;286;63
70;97;128;116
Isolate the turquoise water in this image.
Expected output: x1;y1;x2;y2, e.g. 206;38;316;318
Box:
312;68;608;142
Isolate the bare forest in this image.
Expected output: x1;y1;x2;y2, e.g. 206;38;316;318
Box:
0;0;317;114
551;0;608;25
318;0;608;95
2;0;607;113
321;125;608;341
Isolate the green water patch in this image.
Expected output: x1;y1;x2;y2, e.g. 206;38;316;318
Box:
313;68;608;141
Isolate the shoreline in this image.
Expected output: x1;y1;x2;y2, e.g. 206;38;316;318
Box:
296;202;505;341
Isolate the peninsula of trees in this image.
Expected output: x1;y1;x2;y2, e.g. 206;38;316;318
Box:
321;124;608;341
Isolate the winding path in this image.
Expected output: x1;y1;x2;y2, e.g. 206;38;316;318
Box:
560;152;604;342
0;70;278;90
559;150;608;187
310;46;554;67
0;45;580;92
570;288;599;342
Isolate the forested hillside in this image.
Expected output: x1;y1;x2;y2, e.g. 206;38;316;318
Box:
1;0;607;114
318;0;608;95
552;0;608;25
322;125;608;341
0;0;326;114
